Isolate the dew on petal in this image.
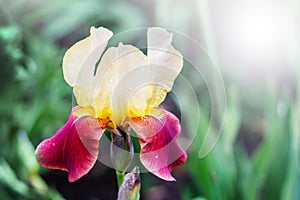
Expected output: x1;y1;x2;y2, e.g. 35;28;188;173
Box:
129;108;187;181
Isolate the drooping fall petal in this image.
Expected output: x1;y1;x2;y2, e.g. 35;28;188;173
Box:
129;108;187;181
35;107;105;182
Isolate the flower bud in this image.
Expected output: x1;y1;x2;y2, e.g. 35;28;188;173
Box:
117;166;140;200
110;127;134;172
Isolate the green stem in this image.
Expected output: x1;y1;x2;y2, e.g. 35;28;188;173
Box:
116;170;125;188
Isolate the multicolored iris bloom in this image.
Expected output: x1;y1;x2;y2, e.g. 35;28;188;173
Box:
36;26;187;182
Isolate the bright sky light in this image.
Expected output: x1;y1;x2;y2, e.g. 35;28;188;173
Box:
216;0;298;75
231;3;283;59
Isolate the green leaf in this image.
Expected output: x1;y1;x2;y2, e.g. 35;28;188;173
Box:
0;159;30;196
281;102;300;200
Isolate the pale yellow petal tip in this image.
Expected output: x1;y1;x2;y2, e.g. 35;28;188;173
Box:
147;27;183;69
62;36;91;87
147;27;173;44
90;26;113;38
62;26;113;87
148;27;169;34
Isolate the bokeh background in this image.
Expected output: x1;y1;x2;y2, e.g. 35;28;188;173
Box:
0;0;299;199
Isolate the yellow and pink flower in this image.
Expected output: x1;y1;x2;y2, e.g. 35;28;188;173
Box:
36;26;187;182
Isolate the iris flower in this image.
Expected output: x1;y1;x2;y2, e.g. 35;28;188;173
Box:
36;27;187;182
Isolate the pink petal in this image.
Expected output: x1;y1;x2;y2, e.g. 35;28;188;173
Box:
36;107;105;182
129;108;187;181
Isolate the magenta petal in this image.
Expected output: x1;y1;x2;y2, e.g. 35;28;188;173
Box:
129;108;187;181
35;107;104;182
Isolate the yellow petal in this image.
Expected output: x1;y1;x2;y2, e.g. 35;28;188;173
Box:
93;43;150;124
62;27;113;107
146;27;183;107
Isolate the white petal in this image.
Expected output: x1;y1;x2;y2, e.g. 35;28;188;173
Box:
62;27;113;107
147;27;183;107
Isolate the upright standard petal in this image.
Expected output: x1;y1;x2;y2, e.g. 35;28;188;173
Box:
146;27;183;107
93;43;150;124
62;27;113;107
129;108;187;181
35;107;105;182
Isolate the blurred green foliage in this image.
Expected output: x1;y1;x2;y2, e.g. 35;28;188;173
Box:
180;82;300;200
1;0;299;199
